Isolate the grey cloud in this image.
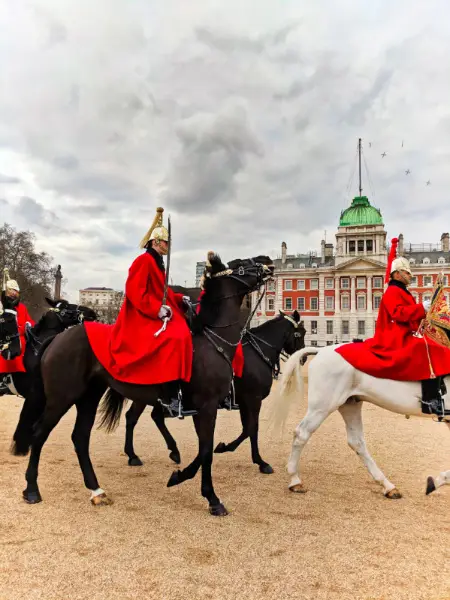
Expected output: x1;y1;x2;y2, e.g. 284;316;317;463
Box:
18;196;59;231
0;173;22;184
52;155;79;170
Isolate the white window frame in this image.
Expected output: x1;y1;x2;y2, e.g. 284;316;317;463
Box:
311;320;318;335
325;278;334;289
356;277;366;289
310;297;319;311
297;297;305;311
326;320;333;335
373;277;383;289
325;296;334;310
310;279;319;290
373;294;382;309
357;320;366;336
424;276;432;287
284;279;293;291
284;297;293;310
341;278;350;289
297;279;305;290
357;294;366;310
341;294;350;310
342;320;350;335
267;297;275;311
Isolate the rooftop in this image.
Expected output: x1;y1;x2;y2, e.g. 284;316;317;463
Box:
339;196;383;227
80;287;114;291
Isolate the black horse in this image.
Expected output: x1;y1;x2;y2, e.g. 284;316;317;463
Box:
10;299;97;455
16;253;274;516
123;310;305;474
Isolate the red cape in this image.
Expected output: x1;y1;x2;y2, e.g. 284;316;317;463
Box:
85;252;192;385
0;303;34;373
336;282;450;380
196;289;244;377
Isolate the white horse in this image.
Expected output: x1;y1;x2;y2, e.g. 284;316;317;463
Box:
270;345;450;498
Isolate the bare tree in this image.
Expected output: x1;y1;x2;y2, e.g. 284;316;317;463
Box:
0;223;56;319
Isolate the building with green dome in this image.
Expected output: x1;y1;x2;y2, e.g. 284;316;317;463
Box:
339;196;383;227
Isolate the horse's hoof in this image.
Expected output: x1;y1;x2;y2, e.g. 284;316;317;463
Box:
426;476;436;496
22;489;42;504
91;493;113;506
128;456;143;467
169;450;181;465
259;463;274;475
385;488;402;500
209;503;229;517
167;470;182;487
289;483;307;494
214;442;227;454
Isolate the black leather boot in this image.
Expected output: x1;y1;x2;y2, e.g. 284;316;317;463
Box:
421;378;444;417
160;381;197;419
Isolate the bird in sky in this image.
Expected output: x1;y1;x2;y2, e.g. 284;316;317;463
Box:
381;152;386;158
405;169;411;175
369;142;372;147
426;180;431;186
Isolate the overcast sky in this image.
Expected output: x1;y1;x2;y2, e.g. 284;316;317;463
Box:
1;0;450;298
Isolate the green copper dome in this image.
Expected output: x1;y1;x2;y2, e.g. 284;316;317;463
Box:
339;196;383;227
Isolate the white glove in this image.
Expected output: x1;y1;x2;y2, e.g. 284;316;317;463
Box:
422;300;431;312
158;305;172;320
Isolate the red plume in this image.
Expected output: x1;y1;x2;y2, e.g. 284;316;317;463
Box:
385;237;399;284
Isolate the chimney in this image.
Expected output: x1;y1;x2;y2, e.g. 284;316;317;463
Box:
281;241;287;264
325;243;334;258
398;233;404;256
54;265;62;300
441;233;449;252
321;240;325;264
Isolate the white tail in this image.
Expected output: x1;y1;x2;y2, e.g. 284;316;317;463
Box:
268;348;319;434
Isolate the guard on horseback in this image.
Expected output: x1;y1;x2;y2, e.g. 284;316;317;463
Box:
0;269;34;395
336;237;450;419
85;207;194;418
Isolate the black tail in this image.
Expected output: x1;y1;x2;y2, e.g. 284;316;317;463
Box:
97;388;127;433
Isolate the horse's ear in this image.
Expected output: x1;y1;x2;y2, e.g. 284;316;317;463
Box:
292;310;300;323
45;297;58;307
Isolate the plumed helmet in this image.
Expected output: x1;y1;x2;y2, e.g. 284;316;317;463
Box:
149;225;169;242
139;207;169;248
6;279;20;292
391;256;412;276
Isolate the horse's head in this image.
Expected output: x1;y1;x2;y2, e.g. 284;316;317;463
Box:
225;255;274;298
45;298;97;328
0;307;21;360
281;309;306;355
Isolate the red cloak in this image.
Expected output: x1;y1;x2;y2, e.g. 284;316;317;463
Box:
196;289;244;377
336;281;450;380
0;302;35;373
85;251;192;385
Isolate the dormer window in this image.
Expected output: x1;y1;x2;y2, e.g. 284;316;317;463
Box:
438;256;446;265
423;257;430;265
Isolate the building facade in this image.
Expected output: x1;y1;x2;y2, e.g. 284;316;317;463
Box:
79;287;116;306
195;261;206;287
252;195;450;346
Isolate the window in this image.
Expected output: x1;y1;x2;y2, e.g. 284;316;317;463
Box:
326;340;334;345
341;278;350;289
423;257;430;265
267;297;275;311
357;240;364;252
297;279;305;290
357;277;366;289
358;320;365;336
373;276;383;289
410;276;417;287
311;263;317;268
424;276;432;287
297;297;305;311
284;280;292;290
349;241;356;253
311;321;318;334
299;263;306;269
284;297;292;310
287;263;293;269
342;320;349;335
310;279;319;290
366;240;373;253
311;340;318;347
326;321;333;335
409;258;415;265
438;257;446;265
423;294;431;303
357;294;366;310
325;296;334;310
325;278;334;289
310;297;318;311
373;295;382;309
267;280;275;291
341;295;350;310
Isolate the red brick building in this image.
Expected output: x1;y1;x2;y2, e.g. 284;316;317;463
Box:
252;195;450;346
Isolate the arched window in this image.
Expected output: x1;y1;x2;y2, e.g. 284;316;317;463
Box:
423;257;430;265
409;258;415;265
438;256;446;265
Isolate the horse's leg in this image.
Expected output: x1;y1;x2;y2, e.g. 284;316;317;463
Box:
214;398;248;454
339;400;400;498
246;398;274;474
287;408;330;493
23;402;73;504
426;422;450;495
168;409;227;516
72;386;112;506
150;403;181;465
124;402;147;466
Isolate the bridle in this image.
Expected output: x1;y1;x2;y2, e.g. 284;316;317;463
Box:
27;304;89;356
196;261;274;369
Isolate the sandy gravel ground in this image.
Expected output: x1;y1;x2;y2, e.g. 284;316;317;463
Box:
1;382;450;600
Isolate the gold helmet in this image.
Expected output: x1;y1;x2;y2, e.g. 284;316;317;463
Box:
2;268;19;292
139;207;169;249
391;256;412;276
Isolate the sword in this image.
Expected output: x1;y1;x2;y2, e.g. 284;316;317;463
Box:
154;215;171;337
